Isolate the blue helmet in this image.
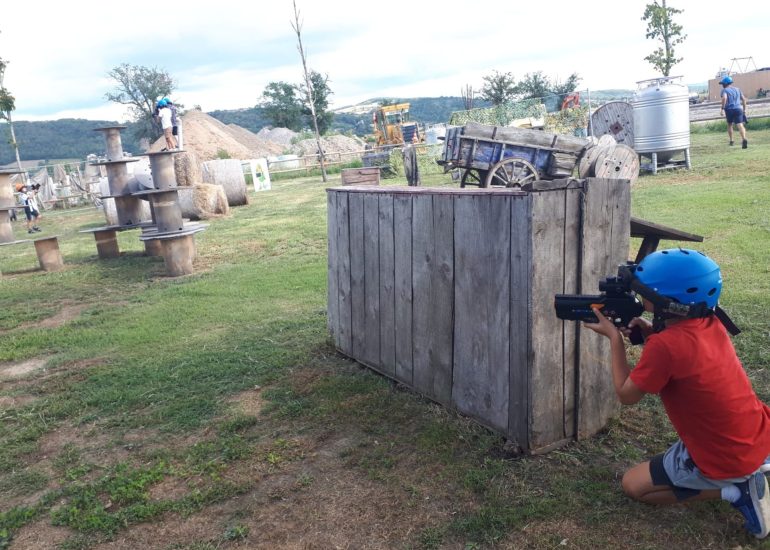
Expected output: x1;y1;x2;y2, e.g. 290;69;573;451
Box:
635;248;722;308
157;98;167;108
720;76;733;86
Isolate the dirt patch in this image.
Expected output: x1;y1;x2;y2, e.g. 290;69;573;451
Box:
37;304;88;329
228;386;265;417
0;394;37;408
8;519;71;549
0;357;48;379
37;422;128;469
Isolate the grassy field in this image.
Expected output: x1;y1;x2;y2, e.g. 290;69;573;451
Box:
0;127;769;549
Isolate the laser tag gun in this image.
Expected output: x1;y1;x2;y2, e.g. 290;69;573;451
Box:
554;272;645;345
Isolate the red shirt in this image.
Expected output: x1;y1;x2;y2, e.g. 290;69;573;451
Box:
630;316;770;479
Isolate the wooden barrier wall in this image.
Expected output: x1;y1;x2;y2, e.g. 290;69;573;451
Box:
327;179;630;453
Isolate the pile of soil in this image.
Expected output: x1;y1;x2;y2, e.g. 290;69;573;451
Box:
289;135;367;157
225;125;284;158
149;110;282;161
148;112;366;162
257;127;297;147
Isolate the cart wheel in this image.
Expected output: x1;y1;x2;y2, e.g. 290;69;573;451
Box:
485;159;539;188
460;169;486;188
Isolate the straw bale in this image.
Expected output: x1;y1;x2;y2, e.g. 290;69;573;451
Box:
173;150;202;187
176;183;230;220
201;159;248;206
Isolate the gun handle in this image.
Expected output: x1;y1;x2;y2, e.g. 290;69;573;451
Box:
629;325;644;346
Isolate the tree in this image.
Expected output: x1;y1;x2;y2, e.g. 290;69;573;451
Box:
0;51;23;173
260;81;304;131
299;70;333;135
480;71;517;106
642;0;686;76
105;63;175;142
291;0;328;182
461;84;475;111
514;72;581;100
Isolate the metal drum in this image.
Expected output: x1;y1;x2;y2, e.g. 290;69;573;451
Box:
632;77;690;162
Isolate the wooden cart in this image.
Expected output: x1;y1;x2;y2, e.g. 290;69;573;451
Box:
438;121;590;188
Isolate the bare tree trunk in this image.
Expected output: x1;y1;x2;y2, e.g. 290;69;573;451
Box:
7;112;23;174
291;0;327;183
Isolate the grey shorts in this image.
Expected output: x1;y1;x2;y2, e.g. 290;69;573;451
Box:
650;440;752;501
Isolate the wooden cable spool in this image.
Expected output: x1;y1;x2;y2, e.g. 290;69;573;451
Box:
596;134;617;148
578;145;608;178
590;102;635;148
592;143;640;184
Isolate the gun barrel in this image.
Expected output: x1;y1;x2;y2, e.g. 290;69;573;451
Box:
554;294;605;322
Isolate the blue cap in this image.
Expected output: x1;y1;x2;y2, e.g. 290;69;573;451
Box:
720;76;733;86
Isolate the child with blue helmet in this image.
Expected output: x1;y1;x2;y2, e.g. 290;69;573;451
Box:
719;76;748;148
584;248;770;539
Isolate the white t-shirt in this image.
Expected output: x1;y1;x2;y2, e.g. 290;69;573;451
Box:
159;107;173;130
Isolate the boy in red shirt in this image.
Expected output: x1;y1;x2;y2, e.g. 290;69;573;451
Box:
584;248;770;539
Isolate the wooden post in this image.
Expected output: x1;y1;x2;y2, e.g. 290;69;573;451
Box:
33;237;64;271
161;235;195;277
93;229;120;259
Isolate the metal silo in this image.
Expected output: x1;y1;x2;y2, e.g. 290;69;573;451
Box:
632;76;691;173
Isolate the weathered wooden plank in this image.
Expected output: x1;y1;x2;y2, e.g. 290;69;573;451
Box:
363;194;381;369
327;192;338;340
561;185;583;439
412;194;454;403
431;195;455;404
452;194;511;432
393;195;413;384
508;195;532;451
577;178;629;437
341;168;380;186
349;193;365;359
378;195;396;377
547;152;578;178
335;192;353;355
529;188;568;449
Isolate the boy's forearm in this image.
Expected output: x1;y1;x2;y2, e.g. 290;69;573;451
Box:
609;331;632;396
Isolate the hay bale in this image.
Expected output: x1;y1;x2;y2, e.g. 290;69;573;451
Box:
176;183;230;220
201;159;248;206
174;150;202;187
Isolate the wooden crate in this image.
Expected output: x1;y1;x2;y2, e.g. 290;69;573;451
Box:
341;167;380;186
326;179;631;453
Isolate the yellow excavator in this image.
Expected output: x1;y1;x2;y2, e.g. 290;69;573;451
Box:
372;103;422;146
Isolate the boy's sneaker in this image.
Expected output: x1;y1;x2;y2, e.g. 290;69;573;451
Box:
730;141;735;146
742;139;748;149
731;472;770;538
28;229;34;234
32;226;41;232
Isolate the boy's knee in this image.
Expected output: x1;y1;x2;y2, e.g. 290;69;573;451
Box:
621;470;645;501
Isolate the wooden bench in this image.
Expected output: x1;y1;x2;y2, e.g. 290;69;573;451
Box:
630;216;703;262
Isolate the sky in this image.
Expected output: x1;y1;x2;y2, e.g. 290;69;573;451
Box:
2;0;769;122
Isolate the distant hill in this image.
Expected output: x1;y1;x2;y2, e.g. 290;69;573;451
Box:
6;92;676;163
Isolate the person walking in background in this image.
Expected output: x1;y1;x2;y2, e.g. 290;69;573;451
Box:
719;76;748;148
